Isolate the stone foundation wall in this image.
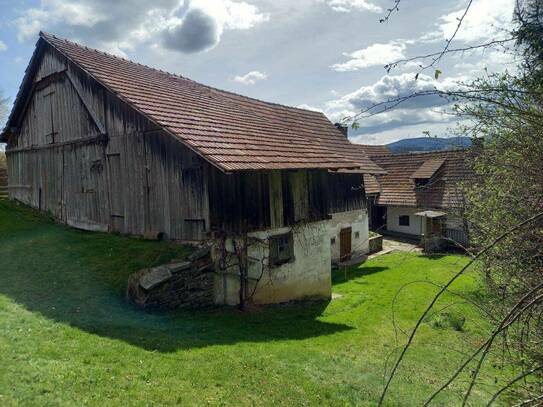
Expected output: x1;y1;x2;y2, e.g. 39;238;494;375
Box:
368;235;383;254
127;249;215;309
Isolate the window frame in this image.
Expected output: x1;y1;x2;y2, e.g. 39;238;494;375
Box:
399;215;410;227
269;232;294;267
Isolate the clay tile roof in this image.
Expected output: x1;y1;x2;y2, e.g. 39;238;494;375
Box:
344;144;390;193
369;150;474;209
410;158;445;179
363;174;381;195
31;32;385;174
354;144;391;157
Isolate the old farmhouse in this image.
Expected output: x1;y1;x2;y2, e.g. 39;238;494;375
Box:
0;32;386;306
358;148;473;251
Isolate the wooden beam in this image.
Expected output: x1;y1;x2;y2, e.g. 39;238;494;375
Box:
6;134;107;154
65;70;107;135
35;70;66;91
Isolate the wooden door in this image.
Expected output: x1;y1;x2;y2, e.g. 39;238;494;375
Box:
340;227;352;261
106;152;124;232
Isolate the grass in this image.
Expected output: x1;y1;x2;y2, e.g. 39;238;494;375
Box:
0;200;511;406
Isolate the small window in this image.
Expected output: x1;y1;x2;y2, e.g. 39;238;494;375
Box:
269;232;294;267
399;215;410;226
331;237;336;245
414;179;429;188
354;231;360;239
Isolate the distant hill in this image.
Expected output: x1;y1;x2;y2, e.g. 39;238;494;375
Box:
387;137;471;153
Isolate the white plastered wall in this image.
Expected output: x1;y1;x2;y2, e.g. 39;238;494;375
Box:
328;209;369;262
386;207;425;236
212;220;332;306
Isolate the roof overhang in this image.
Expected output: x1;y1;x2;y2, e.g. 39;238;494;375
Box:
410;158;445;179
415;210;446;218
328;168;387;175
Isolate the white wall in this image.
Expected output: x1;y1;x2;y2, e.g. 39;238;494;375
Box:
386;207;424;236
328;209;369;262
213;221;332;306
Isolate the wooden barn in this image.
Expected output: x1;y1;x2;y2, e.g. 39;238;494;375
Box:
1;32;385;306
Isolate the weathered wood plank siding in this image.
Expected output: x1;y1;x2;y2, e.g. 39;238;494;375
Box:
6;43;210;241
209;168;337;233
208;169;271;232
328;173;366;213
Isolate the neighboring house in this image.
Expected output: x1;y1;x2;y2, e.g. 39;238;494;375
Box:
0;32;384;306
359;149;473;250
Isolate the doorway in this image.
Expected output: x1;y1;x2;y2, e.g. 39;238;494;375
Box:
340;227;352;261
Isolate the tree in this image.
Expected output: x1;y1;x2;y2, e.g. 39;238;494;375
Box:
358;1;543;405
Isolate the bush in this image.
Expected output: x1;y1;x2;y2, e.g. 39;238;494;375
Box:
426;311;466;332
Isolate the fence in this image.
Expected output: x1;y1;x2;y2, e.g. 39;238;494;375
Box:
445;228;470;248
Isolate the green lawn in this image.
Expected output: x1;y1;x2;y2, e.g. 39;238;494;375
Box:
0;200;508;406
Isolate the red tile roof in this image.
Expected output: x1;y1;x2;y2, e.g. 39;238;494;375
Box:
365;150;474;208
352;144;391;157
410;158;445;179
33;32;384;173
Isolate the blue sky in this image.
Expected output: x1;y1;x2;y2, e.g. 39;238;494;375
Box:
0;0;517;145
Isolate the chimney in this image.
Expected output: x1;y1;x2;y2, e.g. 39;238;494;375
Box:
334;123;348;138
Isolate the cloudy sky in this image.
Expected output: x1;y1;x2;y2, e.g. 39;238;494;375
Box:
0;0;517;144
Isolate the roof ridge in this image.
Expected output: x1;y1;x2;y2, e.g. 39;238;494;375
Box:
39;31;193;82
38;31;325;117
388;148;467;156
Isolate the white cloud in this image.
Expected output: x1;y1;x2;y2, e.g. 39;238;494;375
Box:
0;41;7;51
332;41;408;72
324;0;382;13
15;0;269;55
163;0;269;53
437;0;515;43
297;104;324;113
326;73;455;114
16;0;110;42
233;70;267;85
323;72;465;138
452;49;518;74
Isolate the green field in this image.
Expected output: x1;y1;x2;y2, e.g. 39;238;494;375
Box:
0;200;510;405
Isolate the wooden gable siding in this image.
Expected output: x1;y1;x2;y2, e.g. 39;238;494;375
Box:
328;173;366;213
7;44;210;240
208;169;271;232
208;168;331;233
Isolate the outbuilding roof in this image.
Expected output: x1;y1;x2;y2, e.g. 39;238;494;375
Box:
410;158;445;179
2;32;385;174
353;144;391;157
364;150;474;209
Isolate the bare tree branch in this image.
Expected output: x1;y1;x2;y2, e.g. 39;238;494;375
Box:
487;365;543;406
385;38;516;73
380;0;401;24
377;211;543;406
